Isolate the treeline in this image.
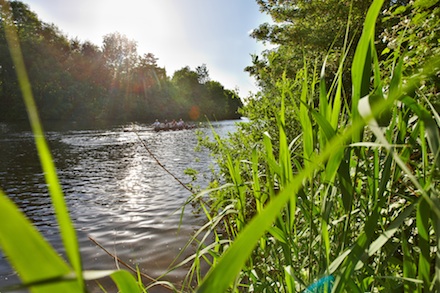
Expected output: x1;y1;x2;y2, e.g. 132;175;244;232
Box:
0;1;242;123
239;0;439;144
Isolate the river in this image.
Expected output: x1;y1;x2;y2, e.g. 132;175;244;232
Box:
0;120;238;292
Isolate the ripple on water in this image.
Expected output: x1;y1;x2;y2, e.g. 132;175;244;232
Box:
0;121;235;291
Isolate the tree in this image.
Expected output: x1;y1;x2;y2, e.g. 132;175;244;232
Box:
247;0;410;94
0;1;241;123
196;63;210;84
102;32;138;77
134;53;166;91
171;66;242;120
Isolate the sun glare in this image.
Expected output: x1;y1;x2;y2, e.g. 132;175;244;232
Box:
95;1;184;43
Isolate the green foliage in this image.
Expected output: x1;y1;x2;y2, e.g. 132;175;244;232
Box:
192;0;440;292
247;0;411;103
380;0;440;109
0;191;81;292
172;66;242;120
0;1;242;123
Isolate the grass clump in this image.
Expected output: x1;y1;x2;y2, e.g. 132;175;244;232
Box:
188;0;440;292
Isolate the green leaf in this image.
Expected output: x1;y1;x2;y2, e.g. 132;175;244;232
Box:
300;61;314;168
312;110;336;142
312;110;344;182
111;270;143;293
357;204;416;270
337;150;354;213
284;266;296;293
401;96;440;169
402;231;418;292
319;55;330;122
351;0;385;140
417;198;432;289
414;0;438;8
0;191;80;293
268;226;288;244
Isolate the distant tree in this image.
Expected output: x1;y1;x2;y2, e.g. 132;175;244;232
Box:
0;1;38;119
172;66;242;120
139;52;158;67
134;53;166;90
0;1;242;123
102;32;138;76
196;63;210;84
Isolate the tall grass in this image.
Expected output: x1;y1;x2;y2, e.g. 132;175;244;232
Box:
185;0;440;292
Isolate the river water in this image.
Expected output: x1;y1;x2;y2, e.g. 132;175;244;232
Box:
0;120;238;292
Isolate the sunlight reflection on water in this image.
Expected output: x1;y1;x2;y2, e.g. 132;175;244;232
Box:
0;120;238;292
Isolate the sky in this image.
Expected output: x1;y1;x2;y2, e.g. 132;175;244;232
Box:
20;0;272;96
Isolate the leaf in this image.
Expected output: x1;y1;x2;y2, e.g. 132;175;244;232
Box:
284;266;296;293
0;191;80;293
300;61;314;168
111;270;143;293
336;150;354;213
333;155;393;291
268;226;288;244
312;110;336;142
351;0;385;140
417;198;432;288
312;110;344;182
401;231;417;292
401;96;440;169
414;0;438;8
356;204;416;270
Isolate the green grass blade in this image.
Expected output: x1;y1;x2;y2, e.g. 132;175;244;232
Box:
110;270;143;293
337;149;355;213
361;203;416;268
351;0;384;141
0;191;80;293
251;147;264;213
401;96;440;169
300;62;314;169
401;230;418;292
284;266;296;293
319;56;330;122
1;2;83;288
263;132;281;176
417;198;432;290
312;110;335;141
312;110;343;182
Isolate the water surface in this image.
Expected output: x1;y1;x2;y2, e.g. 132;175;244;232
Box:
0;120;238;292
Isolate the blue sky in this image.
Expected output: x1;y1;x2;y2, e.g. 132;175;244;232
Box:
21;0;272;96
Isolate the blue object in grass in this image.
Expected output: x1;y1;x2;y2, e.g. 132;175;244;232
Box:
303;275;334;293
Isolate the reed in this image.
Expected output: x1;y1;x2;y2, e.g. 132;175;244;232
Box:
186;0;440;292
